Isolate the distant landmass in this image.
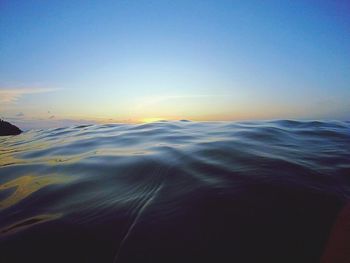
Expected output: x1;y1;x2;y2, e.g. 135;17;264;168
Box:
0;119;22;136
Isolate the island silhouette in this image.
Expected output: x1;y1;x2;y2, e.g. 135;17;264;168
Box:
0;119;22;136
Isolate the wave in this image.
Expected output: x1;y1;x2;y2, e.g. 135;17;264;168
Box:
0;120;350;263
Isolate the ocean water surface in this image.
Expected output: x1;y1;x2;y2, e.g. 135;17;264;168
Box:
0;120;350;263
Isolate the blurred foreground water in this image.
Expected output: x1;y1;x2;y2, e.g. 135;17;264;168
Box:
0;120;350;263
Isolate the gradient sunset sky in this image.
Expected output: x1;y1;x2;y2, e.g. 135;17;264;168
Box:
1;1;349;128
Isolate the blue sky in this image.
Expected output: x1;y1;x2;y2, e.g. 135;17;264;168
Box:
1;0;349;128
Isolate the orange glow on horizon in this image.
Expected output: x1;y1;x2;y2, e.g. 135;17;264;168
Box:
140;117;167;123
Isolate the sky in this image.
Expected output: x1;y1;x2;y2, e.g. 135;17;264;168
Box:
1;0;350;129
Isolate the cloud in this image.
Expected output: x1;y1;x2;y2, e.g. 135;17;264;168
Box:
0;87;59;104
16;112;24;117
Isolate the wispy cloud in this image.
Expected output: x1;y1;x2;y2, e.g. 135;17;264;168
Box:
0;87;58;104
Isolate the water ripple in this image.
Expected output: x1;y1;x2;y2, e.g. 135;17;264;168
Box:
0;120;350;263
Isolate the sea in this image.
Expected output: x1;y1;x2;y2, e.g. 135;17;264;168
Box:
0;120;349;263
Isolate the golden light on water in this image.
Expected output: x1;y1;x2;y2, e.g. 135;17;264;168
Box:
0;174;69;210
0;213;62;236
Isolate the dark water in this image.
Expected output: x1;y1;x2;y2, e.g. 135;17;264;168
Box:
0;120;350;263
